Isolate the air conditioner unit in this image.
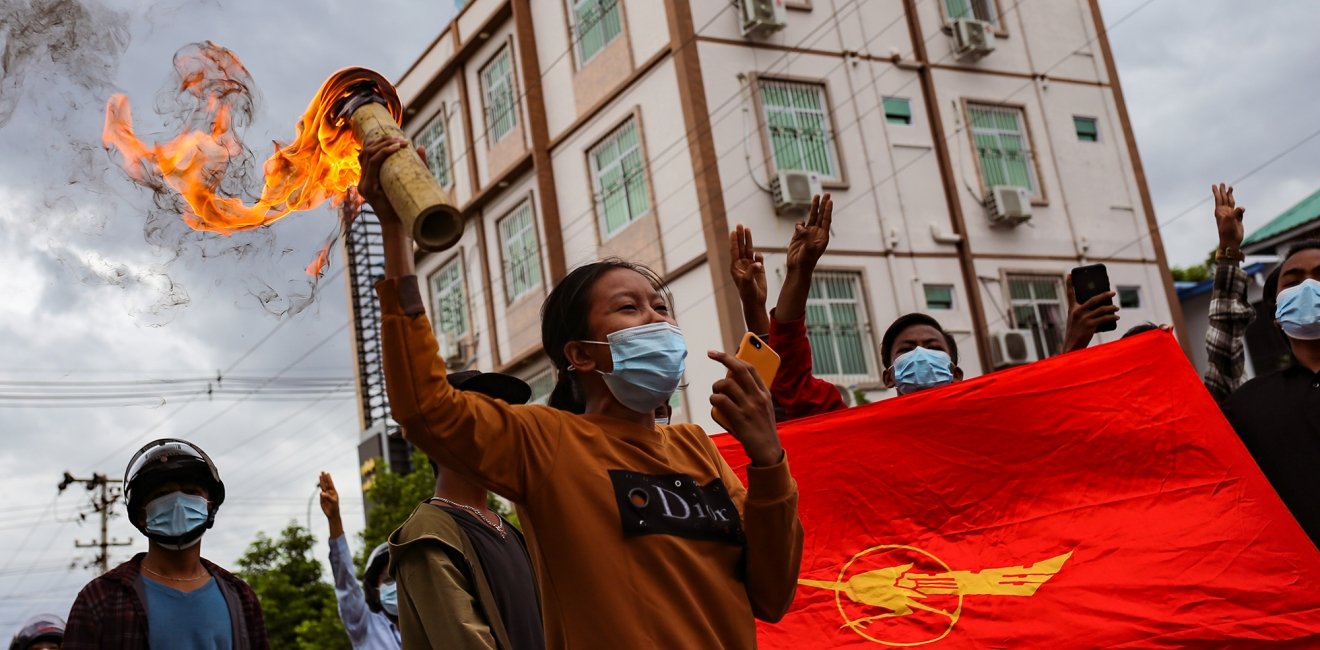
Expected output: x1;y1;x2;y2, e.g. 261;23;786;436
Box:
990;329;1038;369
439;335;474;371
770;170;823;217
740;0;787;39
952;18;995;60
987;185;1032;226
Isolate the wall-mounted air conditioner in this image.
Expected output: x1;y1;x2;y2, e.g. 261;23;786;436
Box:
740;0;787;39
988;185;1032;226
952;18;995;59
990;329;1038;369
771;170;823;217
439;336;474;371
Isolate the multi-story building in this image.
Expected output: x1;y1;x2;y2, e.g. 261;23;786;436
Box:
348;0;1183;460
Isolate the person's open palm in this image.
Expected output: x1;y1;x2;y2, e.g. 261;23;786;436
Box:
318;472;340;520
729;225;767;307
1212;183;1245;248
787;193;832;271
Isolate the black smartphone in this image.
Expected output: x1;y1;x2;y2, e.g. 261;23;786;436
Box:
1070;263;1117;332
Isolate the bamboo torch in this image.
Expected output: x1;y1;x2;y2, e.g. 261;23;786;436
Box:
329;68;462;252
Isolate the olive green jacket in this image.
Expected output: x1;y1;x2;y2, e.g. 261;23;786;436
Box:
387;502;514;650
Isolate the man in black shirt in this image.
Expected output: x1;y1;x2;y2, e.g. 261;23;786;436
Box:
388;370;545;650
1223;240;1320;547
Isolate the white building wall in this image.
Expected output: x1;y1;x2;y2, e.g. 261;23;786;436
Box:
379;0;1179;428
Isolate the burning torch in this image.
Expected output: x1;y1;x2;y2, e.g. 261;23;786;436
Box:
328;68;463;252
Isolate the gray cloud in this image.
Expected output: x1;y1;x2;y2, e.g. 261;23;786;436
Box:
0;0;130;127
0;0;452;630
1102;0;1320;266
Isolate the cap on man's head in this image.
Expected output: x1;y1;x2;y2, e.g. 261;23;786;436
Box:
446;370;533;405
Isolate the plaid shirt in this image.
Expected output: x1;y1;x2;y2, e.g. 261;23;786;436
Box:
63;553;269;650
1204;261;1255;403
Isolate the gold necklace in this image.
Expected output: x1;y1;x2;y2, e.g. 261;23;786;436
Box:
141;564;210;582
428;497;507;540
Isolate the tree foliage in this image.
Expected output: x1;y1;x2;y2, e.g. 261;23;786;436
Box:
354;450;518;572
237;522;350;650
1171;249;1219;282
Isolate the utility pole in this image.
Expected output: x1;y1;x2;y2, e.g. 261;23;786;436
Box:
59;472;132;574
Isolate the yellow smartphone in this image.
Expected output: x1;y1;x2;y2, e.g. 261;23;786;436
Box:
712;333;781;428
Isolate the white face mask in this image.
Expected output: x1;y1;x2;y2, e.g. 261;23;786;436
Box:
583;322;688;413
1276;278;1320;340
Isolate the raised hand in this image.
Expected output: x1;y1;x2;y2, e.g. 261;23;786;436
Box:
319;471;345;539
708;349;781;467
355;139;427;230
1061;274;1119;353
1211;183;1245;255
786;193;832;272
729;225;771;334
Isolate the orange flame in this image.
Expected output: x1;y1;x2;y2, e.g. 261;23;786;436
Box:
102;42;401;274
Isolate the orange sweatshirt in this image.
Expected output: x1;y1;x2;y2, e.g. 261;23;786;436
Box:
378;276;803;649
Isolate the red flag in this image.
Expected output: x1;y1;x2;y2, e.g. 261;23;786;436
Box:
715;332;1320;647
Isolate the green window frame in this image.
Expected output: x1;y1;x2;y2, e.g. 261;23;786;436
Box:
572;0;624;65
1074;116;1098;143
415;113;452;188
968;104;1038;194
804;271;876;382
759;79;839;179
429;257;469;355
1007;274;1065;358
481;47;518;144
590;119;650;237
883;97;912;126
946;0;998;25
924;284;955;310
498;201;542;303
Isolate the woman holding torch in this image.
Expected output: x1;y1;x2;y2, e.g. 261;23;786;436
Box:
357;137;803;649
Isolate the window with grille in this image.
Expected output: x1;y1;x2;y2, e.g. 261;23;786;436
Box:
883;97;912;126
527;368;554;405
1007;274;1065;359
804;271;877;383
759;79;840;179
430;257;469;355
968;104;1037;195
416;112;452;188
1074;116;1098;143
946;0;998;25
590;119;650;236
572;0;623;65
1117;286;1140;309
481;47;518;144
499;201;542;303
924;284;955;310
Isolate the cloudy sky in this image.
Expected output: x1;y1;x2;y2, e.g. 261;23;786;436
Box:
2;0;1318;633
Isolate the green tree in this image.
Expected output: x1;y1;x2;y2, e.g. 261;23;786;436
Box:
237;522;350;650
1170;248;1219;282
354;450;518;571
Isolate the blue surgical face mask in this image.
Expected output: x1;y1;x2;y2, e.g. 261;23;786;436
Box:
584;322;687;414
144;492;210;549
1276;278;1320;340
379;581;399;616
891;347;955;395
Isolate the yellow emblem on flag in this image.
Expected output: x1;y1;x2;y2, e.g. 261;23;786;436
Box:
798;545;1072;646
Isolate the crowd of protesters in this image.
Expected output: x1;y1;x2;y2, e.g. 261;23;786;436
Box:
16;132;1317;648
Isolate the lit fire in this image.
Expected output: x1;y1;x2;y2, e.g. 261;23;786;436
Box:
102;42;401;275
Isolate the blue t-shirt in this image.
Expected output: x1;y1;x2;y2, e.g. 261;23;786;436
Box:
143;575;233;649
